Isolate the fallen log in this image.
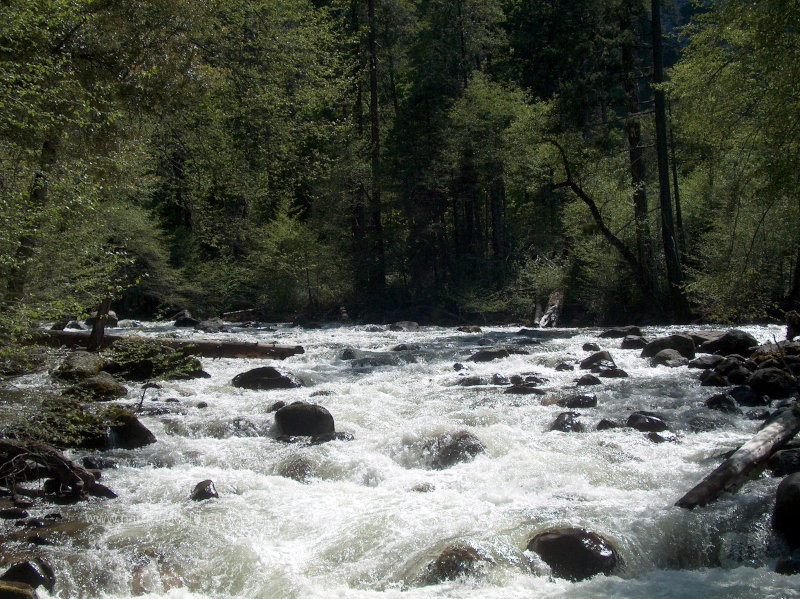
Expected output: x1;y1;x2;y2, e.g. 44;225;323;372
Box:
676;405;800;509
37;330;304;359
0;439;97;498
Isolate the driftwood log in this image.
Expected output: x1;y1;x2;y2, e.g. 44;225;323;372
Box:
676;405;800;509
38;330;304;359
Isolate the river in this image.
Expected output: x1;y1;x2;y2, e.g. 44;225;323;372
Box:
10;322;800;598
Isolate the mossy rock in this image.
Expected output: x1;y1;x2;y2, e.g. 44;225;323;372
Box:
63;372;128;401
0;580;37;599
102;338;207;381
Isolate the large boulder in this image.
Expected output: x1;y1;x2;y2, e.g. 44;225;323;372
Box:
626;411;668;432
704;393;742;414
579;351;615;371
526;528;618;581
556;394;597;409
54;351;103;381
107;409;157;449
274;402;335;437
172;310;200;327
650;349;688;368
194;318;228;333
63;372;128;401
698;329;758;356
640;335;696;360
768;450;800;477
424;431;485;470
576;374;602;386
0;559;55;592
688;355;725;370
232;367;300;390
748;368;796;399
773;472;800;549
621;335;649;350
787;310;800;341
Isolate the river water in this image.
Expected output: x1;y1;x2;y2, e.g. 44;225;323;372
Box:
13;323;800;598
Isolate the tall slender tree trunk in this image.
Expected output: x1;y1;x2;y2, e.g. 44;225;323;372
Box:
6;137;59;303
367;0;385;295
621;31;656;300
652;0;689;318
668;103;686;257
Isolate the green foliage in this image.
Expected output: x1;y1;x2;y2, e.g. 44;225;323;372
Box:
102;337;203;381
5;396;107;449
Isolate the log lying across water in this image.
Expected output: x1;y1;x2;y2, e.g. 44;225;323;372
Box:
38;330;304;359
676;405;800;509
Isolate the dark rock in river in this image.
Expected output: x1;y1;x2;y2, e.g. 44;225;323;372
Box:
467;348;510;362
456;375;489;387
54;351;103;381
556;394;597;409
550;412;584;433
688;355;725;369
190;479;219;501
108;411;157;449
0;508;28;520
457;326;482;333
527;527;618;581
424;545;492;584
194;317;228;333
274;402;335;437
173;310;200;327
576;374;602;386
705;393;742;414
392;343;421;352
699;329;758;356
699;370;729;387
776;549;800;575
555;362;575;371
773;472;800;549
232;366;300;390
596;419;623;431
599;325;642;339
580;351;614;371
621;335;648;350
582;342;601;352
769;449;800;477
424;431;485;470
599;367;628;378
641;334;696;360
650;349;688;368
647;431;678;443
1;559;55;592
390;321;419;331
64;371;128;401
504;384;545;395
748;368;796;399
309;432;354;445
626;411;668;432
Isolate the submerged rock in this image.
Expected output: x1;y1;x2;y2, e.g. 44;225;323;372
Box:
424;545;492;584
424;431;485;470
526;527;618;581
278;457;314;482
232;367;300;390
274;402;335;437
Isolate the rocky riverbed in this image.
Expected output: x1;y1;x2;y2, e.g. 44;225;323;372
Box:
1;321;799;598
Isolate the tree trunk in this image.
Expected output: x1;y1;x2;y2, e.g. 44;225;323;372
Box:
676;406;800;509
6;137;59;303
367;0;385;295
621;25;656;300
668;103;686;257
86;297;112;352
651;0;689;318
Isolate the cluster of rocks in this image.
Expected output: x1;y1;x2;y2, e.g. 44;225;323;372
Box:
424;527;618;584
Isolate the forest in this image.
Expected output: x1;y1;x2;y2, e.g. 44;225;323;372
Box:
2;0;799;349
